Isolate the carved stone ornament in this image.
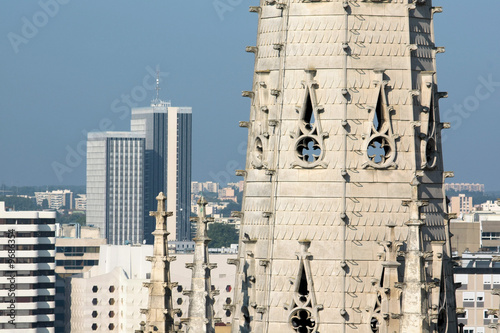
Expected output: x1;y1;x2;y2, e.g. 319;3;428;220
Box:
251;73;271;169
288;241;323;333
363;71;397;169
419;72;439;169
368;225;403;333
291;70;328;169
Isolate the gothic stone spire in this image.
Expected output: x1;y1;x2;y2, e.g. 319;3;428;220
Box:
232;1;457;332
142;192;178;333
184;196;217;333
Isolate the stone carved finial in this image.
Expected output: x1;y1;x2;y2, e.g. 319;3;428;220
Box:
142;192;177;333
401;177;430;333
150;192;172;233
185;196;216;333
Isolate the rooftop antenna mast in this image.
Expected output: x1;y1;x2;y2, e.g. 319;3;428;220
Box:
155;68;160;103
152;66;162;106
151;66;171;107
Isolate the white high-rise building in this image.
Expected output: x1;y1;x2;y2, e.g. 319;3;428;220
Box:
131;101;192;242
0;202;56;332
86;132;145;245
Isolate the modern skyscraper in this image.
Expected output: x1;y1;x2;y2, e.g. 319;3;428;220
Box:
232;1;457;332
131;100;192;242
0;202;56;332
86;132;145;245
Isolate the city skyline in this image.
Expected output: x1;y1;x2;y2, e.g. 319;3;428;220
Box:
1;1;500;189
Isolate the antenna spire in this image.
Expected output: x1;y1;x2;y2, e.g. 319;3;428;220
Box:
152;66;162;107
155;68;160;103
151;66;171;107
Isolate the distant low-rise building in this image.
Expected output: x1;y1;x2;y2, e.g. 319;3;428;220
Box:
481;200;500;213
450;194;473;215
170;241;195;253
74;194;87;211
191;201;228;217
35;190;73;210
445;183;485;192
227;181;244;193
210;217;241;231
451;211;500;253
191;181;219;195
218;187;237;203
191;182;203;195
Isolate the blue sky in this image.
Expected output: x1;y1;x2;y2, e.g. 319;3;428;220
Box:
0;1;499;190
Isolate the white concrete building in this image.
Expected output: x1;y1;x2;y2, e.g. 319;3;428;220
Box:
74;194;87;211
68;245;152;333
68;244;237;332
54;224;105;333
55;234;105;276
34;190;73;210
445;183;485;193
191;181;219;195
481;200;500;213
191;201;228;217
227;181;244;193
0;202;56;332
454;253;500;333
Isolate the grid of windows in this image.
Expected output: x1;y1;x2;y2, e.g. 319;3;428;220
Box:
0;218;55;225
106;137;144;245
1;243;54;250
56;246;99;256
481;232;500;240
56;260;99;269
0;270;54;277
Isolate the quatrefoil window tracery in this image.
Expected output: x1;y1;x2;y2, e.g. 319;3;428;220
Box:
367;136;392;165
290;308;316;333
297;137;321;163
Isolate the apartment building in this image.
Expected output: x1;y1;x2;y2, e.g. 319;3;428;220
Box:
0;202;56;332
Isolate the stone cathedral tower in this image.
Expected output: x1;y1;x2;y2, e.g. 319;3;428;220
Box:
231;1;457;333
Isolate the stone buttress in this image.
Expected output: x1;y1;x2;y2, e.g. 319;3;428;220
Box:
231;1;457;332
